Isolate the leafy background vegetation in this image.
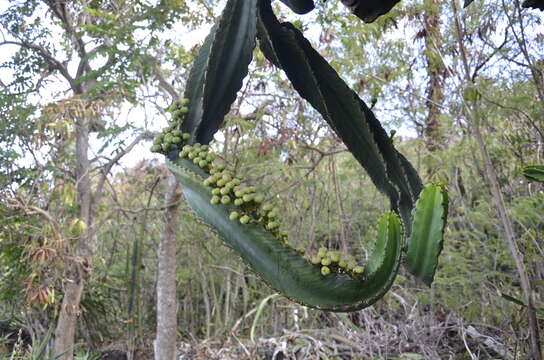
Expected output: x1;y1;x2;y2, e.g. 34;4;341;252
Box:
0;0;543;359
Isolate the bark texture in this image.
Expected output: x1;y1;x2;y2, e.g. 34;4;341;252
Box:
154;175;182;360
423;0;447;153
54;113;94;360
54;277;84;359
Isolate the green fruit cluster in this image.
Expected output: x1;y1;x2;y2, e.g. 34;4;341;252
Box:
200;149;366;280
150;98;191;154
201;159;285;238
311;247;365;278
160;121;369;282
179;143;215;171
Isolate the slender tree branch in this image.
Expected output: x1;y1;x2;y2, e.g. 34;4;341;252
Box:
152;60;181;101
0;40;76;89
95;133;148;199
471;35;508;82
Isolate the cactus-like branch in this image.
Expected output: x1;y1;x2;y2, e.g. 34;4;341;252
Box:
340;0;401;23
278;0;315;14
167;155;403;311
150;0;449;312
257;0;422;235
523;165;544;183
181;0;257;145
406;185;448;285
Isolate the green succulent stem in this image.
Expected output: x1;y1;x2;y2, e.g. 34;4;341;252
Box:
168;157;404;311
155;0;448;312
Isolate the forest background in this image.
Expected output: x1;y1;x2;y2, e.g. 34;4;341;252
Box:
0;0;543;359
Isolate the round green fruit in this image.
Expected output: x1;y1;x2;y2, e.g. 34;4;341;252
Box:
311;256;321;265
329;252;340;263
210;196;220;205
151;145;162;152
229;212;239;221
240;215;250;224
221;195;231;204
267;222;279;230
317;247;328;258
321;266;331;276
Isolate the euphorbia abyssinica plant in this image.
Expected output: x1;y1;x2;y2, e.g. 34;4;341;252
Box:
151;0;448;311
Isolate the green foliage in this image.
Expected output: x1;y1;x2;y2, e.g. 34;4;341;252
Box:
0;93;38;192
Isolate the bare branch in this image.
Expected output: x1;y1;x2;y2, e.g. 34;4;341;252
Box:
152;60;181;101
77;40;113;78
471;33;509;82
94;133;148;199
0;40;76;89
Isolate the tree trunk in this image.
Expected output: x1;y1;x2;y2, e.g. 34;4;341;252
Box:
154;175;181;360
54;116;93;360
53;277;84;359
423;0;447;153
